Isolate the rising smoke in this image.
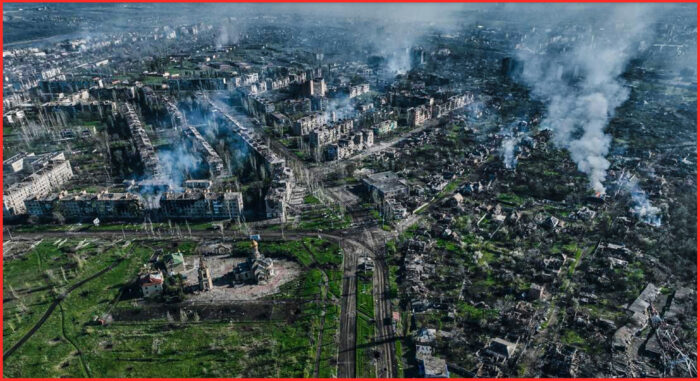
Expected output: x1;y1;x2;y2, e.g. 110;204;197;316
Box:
515;5;657;194
620;176;662;226
157;144;203;190
499;120;529;169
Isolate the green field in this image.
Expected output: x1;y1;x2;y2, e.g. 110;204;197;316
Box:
355;274;376;378
3;237;342;377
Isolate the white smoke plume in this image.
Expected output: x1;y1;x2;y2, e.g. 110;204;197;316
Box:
216;22;241;49
324;95;356;122
157;144;203;190
620;175;662;226
499;121;529;169
516;5;657;194
501;137;518;169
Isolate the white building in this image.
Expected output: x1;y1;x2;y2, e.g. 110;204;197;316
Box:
3;157;73;216
139;271;164;298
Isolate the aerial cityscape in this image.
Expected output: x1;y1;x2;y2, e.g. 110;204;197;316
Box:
2;3;697;378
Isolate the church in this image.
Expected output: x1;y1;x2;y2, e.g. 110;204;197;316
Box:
232;240;275;284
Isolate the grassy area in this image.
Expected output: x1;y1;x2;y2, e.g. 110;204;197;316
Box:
395;339;404;377
388;265;399;299
566;244;583;276
497;192;525;205
327;270;343;299
355;273;376;377
355;314;376;378
4;237;342;377
455;301;499;323
12;224;79;233
436;238;461;254
302;238;342;266
3;239;132;351
297;206;351;232
318;303;340;377
304;195;321;205
561;329;586;346
357;276;374;319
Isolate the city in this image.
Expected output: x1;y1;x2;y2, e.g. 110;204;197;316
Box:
2;3;697;378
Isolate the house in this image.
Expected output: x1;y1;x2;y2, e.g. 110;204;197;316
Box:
139;271;164;298
528;283;545;301
418;355;449;378
488;338;517;359
416;327;437;345
164;251;186;276
544;216;560;230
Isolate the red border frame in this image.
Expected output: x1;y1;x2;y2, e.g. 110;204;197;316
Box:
0;1;697;380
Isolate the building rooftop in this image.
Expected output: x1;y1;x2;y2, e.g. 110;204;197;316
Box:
363;171;409;196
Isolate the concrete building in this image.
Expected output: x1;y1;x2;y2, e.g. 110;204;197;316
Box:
348;83;370;98
418;355;449;378
363;171;410;200
408;104;432;127
3;157;73;216
302;77;326;97
27;190;144;220
292;113;325;136
123;103;161;177
198;256;214;291
432;93;473;118
185;179;213;190
265;166;294;222
488;338;518;360
160;189;244;220
373;120;398;136
312;77;327;97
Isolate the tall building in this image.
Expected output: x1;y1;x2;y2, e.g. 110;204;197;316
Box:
411;47;425;69
3;157;74;216
303;77;326;97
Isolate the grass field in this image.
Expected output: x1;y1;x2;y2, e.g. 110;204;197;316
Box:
355;274;376;378
3;237;343;378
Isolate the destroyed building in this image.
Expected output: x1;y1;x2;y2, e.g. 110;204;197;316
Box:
3;153;74;216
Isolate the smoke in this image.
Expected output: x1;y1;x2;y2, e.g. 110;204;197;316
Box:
501;137;519;169
215;22;241;49
156;144;202;190
324;95;355;122
620;176;662;226
499;120;530;169
515;5;658;194
466;101;485;121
